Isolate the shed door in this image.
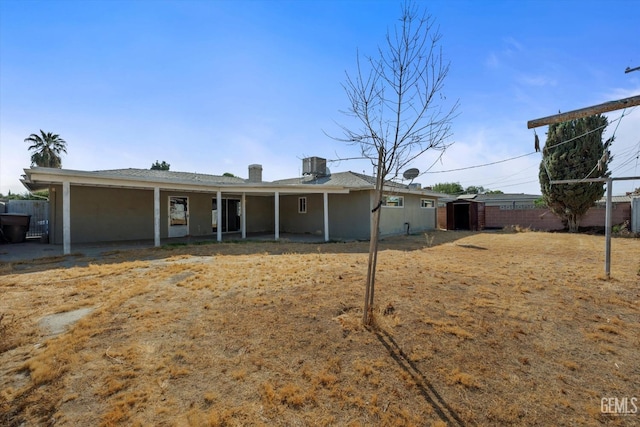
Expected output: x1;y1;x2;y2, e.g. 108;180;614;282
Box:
168;196;189;238
470;202;478;231
446;202;455;230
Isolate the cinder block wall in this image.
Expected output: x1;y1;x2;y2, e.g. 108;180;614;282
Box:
580;205;631;227
484;207;564;230
437;206;447;229
484;204;631;230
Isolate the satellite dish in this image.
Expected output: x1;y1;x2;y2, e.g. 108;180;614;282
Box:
403;168;420;181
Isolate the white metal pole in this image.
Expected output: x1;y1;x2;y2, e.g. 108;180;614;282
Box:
216;191;222;242
604;178;612;279
154;187;160;247
274;191;280;241
241;192;246;239
62;181;71;255
323;192;329;242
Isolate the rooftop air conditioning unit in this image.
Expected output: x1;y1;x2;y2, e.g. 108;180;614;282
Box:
302;157;327;177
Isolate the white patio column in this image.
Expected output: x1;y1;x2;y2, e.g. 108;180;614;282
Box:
274;191;280;240
323;192;329;242
154;187;160;247
241;192;246;239
216;191;222;242
62;181;71;255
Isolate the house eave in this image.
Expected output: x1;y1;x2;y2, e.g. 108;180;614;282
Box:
22;167;350;194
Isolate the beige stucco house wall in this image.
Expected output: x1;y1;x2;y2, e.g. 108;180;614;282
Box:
379;192;436;237
23;163;440;249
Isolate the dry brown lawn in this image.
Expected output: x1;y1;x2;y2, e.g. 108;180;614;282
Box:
1;231;638;426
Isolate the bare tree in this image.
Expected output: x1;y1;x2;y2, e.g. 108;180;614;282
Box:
337;1;458;325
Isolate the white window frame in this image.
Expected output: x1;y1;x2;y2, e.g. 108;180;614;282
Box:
382;194;404;208
298;196;307;214
421;198;435;208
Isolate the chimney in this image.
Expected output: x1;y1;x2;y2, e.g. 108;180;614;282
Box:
248;164;262;182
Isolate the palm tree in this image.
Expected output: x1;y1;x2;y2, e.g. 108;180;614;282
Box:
24;130;67;168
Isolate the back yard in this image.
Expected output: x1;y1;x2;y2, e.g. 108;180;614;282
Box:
1;231;638;426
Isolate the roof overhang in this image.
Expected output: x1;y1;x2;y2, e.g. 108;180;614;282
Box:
381;185;441;199
21;167;350;194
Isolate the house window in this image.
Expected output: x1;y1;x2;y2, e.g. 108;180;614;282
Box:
298;197;307;213
382;195;404;208
421;199;435;208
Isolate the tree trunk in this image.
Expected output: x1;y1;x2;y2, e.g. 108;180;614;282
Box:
363;203;382;325
363;157;385;326
567;214;580;233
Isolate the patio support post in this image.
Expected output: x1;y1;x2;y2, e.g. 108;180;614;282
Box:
62;181;71;255
274;191;280;240
323;192;329;242
154;187;160;247
216;191;222;242
241;192;246;239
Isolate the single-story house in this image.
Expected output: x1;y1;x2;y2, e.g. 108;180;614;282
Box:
20;157;440;254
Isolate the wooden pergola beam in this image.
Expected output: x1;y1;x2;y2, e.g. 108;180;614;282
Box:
527;95;640;129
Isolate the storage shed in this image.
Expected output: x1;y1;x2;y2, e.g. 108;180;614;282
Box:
445;199;485;231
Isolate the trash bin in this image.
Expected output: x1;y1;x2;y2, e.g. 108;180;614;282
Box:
0;213;31;243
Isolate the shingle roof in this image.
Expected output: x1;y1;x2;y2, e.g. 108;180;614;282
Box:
93;168;246;184
273;171;374;188
471;193;541;203
273;171;441;197
596;195;633;204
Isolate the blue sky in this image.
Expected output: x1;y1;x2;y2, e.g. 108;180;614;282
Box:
1;0;639;196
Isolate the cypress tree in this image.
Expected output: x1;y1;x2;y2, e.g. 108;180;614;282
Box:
538;114;611;232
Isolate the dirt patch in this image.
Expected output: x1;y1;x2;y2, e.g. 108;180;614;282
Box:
1;231;638;426
39;307;95;336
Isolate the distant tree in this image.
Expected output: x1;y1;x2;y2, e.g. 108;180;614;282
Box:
539;114;611;232
336;1;458;325
222;172;237;177
24;130;67;168
534;197;547;208
0;190;48;200
431;183;502;195
465;185;485;194
151;160;170;170
432;182;464;195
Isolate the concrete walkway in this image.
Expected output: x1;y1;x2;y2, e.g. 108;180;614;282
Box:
0;233;328;263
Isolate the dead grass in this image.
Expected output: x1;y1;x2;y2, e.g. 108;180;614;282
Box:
1;231;639;426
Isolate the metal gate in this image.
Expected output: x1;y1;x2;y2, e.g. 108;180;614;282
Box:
6;200;49;238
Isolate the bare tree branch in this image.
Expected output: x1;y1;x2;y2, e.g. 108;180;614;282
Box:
332;1;458;325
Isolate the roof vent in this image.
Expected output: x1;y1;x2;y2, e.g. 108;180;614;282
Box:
302;157;327;178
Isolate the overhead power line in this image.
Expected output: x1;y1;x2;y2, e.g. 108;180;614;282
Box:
423;151;537;174
426;108;634;176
